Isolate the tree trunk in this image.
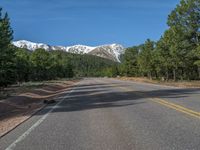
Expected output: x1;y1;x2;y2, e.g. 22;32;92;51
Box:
173;69;176;81
155;71;158;79
180;68;183;81
165;70;169;81
198;67;200;79
148;72;152;80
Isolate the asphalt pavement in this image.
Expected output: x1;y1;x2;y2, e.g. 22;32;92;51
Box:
0;78;200;150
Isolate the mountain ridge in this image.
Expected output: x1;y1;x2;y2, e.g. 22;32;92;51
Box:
12;40;125;62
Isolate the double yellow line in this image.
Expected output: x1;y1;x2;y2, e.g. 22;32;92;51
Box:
114;85;200;119
152;98;200;119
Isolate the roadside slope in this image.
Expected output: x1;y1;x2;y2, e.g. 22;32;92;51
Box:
0;80;78;137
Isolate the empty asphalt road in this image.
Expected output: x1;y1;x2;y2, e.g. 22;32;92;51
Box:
1;78;200;150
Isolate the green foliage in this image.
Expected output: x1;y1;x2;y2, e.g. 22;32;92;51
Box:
68;53;118;77
120;0;200;81
2;0;200;87
167;0;200;80
3;46;118;86
0;7;119;87
30;48;52;80
137;39;155;79
120;46;139;76
15;48;30;82
0;8;16;87
0;9;13;49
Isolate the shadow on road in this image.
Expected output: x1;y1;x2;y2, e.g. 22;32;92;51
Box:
36;82;200;115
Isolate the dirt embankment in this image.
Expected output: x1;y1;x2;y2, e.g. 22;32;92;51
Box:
118;77;200;88
0;80;78;137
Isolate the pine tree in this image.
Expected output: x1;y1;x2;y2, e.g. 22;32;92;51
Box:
167;0;200;80
121;46;139;76
15;48;30;83
30;48;51;81
0;8;15;87
137;39;155;79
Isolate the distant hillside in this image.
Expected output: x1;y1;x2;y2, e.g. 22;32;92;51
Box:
12;40;125;62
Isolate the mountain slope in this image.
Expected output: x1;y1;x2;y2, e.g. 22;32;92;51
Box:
12;40;51;51
89;44;124;62
12;40;124;62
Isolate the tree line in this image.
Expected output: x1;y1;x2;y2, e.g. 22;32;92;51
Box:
14;47;118;83
1;0;199;87
0;7;118;87
120;0;200;81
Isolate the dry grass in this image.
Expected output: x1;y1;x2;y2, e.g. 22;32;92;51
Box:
118;77;200;88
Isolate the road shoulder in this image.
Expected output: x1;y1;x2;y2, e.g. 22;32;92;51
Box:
0;80;78;138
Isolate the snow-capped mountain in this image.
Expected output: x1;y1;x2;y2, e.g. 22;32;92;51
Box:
12;40;51;51
66;45;95;54
88;44;124;62
12;40;125;62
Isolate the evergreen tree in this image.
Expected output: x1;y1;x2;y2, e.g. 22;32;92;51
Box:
15;48;30;83
155;33;173;80
121;46;139;76
120;0;200;81
137;39;155;79
30;48;51;81
66;62;74;78
167;0;200;80
0;8;15;87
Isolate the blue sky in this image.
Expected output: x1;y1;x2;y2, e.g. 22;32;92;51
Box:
0;0;180;47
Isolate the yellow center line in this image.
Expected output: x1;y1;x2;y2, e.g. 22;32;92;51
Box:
151;98;200;119
153;98;200;116
112;84;200;119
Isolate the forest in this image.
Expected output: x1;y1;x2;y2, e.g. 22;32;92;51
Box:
120;0;200;81
0;7;118;87
0;0;200;87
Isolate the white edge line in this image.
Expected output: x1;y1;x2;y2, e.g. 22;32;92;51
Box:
5;82;79;150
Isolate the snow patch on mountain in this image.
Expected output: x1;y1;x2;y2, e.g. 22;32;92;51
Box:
12;40;125;62
66;45;95;54
12;40;51;51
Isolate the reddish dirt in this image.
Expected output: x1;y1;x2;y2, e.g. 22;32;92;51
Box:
0;80;77;137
